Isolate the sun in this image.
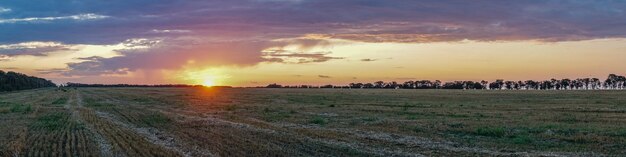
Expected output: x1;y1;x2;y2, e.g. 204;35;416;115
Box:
202;79;215;87
177;67;230;87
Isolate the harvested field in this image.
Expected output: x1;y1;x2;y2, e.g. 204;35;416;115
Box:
1;87;625;156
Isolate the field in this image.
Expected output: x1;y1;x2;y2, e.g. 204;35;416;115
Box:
0;88;625;157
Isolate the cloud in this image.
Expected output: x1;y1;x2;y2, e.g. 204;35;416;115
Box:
0;13;109;24
4;0;626;77
318;75;331;78
46;37;338;76
36;68;71;74
360;58;377;62
51;39;270;76
0;41;73;56
0;7;10;13
262;49;344;64
3;1;626;45
121;38;162;48
43;57;132;76
272;38;333;50
0;55;10;61
0;67;19;70
151;29;192;34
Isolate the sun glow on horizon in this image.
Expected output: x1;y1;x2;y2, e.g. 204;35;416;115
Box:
175;67;230;86
202;79;215;87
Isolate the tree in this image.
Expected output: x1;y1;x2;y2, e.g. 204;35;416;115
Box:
0;70;56;92
480;80;489;90
403;81;414;89
363;83;374;88
266;83;282;88
591;78;600;90
560;79;571;90
374;81;385;88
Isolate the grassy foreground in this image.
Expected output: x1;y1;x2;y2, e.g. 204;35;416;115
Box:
0;88;624;156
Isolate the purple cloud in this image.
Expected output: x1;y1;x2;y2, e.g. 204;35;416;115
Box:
2;0;625;77
0;42;74;56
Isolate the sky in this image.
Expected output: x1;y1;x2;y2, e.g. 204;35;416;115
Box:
1;0;626;86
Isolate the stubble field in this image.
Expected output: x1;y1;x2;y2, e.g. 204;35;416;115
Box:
0;87;625;156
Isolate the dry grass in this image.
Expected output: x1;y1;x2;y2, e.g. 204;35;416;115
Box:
1;87;625;156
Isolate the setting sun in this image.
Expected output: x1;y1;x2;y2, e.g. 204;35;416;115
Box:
202;79;215;87
174;67;230;86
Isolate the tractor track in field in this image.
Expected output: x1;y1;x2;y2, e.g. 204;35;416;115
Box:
159;107;602;157
82;91;213;157
74;91;118;157
156;109;426;157
78;89;605;157
273;122;603;157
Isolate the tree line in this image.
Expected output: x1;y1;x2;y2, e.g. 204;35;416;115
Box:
0;70;56;92
64;83;209;88
265;74;626;90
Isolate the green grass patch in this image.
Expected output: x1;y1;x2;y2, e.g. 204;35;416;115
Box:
9;104;32;114
404;125;424;133
261;108;292;122
512;135;534;144
310;116;327;125
141;113;171;127
225;105;237;111
557;114;580;123
447;122;464;128
361;117;379;122
31;112;69;131
51;97;68;105
607;129;626;137
475;126;506;137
